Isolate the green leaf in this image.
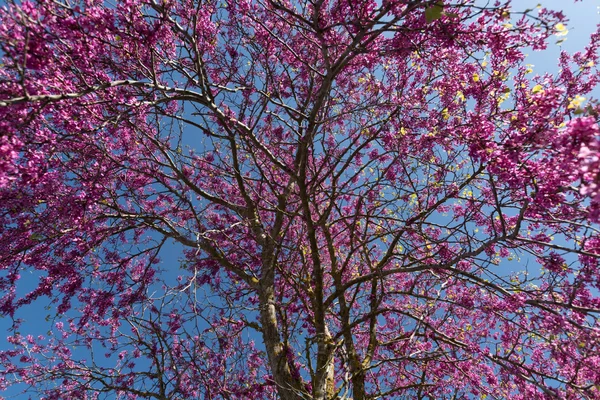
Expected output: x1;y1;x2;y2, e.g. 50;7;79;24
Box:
425;2;444;23
29;233;44;241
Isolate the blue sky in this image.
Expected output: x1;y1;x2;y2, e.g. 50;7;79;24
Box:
523;0;599;57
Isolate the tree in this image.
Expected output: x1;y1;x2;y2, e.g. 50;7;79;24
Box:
1;0;600;398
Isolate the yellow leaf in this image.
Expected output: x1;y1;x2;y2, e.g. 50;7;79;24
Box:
555;22;568;36
531;84;543;94
568;95;586;109
525;64;534;74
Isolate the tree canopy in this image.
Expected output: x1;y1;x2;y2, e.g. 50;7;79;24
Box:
1;0;600;398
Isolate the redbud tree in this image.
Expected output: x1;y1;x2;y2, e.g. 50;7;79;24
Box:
1;0;600;398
